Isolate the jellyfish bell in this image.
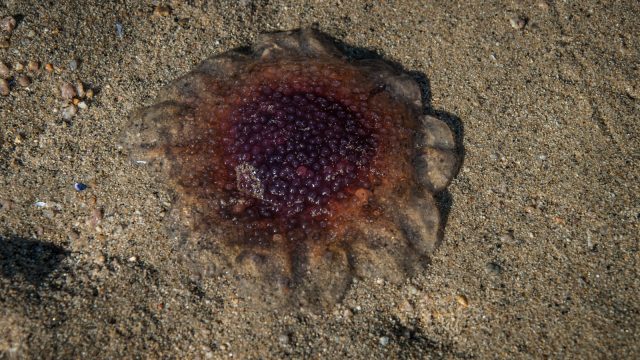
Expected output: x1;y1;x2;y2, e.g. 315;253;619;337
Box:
121;28;459;309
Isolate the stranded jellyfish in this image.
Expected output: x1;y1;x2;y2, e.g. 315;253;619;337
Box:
122;29;459;308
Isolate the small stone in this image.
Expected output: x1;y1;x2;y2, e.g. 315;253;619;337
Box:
154;5;172;17
60;82;76;100
14;62;24;72
85;88;94;99
72;97;80;105
74;182;87;191
486;262;502;275
26;29;36;38
16;75;30;87
379;336;390;346
27;60;39;72
499;232;514;242
278;334;289;344
0;37;9;48
537;1;550;10
0;16;16;33
456;294;469;307
0;62;9;78
128;256;137;262
0;78;8;96
509;16;527;30
77;101;88;110
115;22;124;39
68;59;78;71
44;63;54;72
75;80;85;98
61;105;77;120
94;254;106;265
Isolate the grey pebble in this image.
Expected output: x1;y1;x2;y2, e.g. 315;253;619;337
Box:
379;336;390;346
278;334;289;345
68;59;78;71
61;105;77;120
499;232;514;243
486;262;503;275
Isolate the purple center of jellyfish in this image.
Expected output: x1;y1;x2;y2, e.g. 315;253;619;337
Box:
224;87;377;220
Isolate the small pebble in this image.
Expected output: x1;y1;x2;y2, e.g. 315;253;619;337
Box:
538;1;550;10
486;262;503;275
61;105;77;120
77;101;88;110
34;201;48;208
0;16;16;33
16;75;30;87
456;294;469;307
44;63;54;72
74;182;87;191
76;80;85;98
27;60;39;72
72;97;80;105
154;5;172;17
68;59;78;71
85;88;94;99
0;78;8;96
0;37;9;48
499;232;514;242
14;62;24;72
0;62;9;78
60;82;76;100
379;336;390;346
115;22;124;39
128;256;137;262
509;16;527;30
94;254;106;265
277;334;289;345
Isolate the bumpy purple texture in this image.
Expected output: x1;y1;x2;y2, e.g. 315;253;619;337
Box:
223;88;377;221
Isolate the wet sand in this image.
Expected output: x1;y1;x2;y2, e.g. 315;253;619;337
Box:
1;1;638;358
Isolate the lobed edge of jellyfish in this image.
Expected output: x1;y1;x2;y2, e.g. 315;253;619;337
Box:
121;28;460;309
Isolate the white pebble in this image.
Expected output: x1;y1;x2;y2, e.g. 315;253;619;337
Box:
61;105;77;120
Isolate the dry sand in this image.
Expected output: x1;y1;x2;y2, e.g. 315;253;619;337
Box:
0;1;638;359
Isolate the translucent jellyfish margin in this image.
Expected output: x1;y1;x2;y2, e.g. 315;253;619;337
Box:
120;28;461;309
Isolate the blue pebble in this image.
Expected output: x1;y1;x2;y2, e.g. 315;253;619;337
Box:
74;182;87;191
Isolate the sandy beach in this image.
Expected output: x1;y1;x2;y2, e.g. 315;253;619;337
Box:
1;1;638;358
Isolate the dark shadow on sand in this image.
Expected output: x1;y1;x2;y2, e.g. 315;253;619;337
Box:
0;235;69;287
